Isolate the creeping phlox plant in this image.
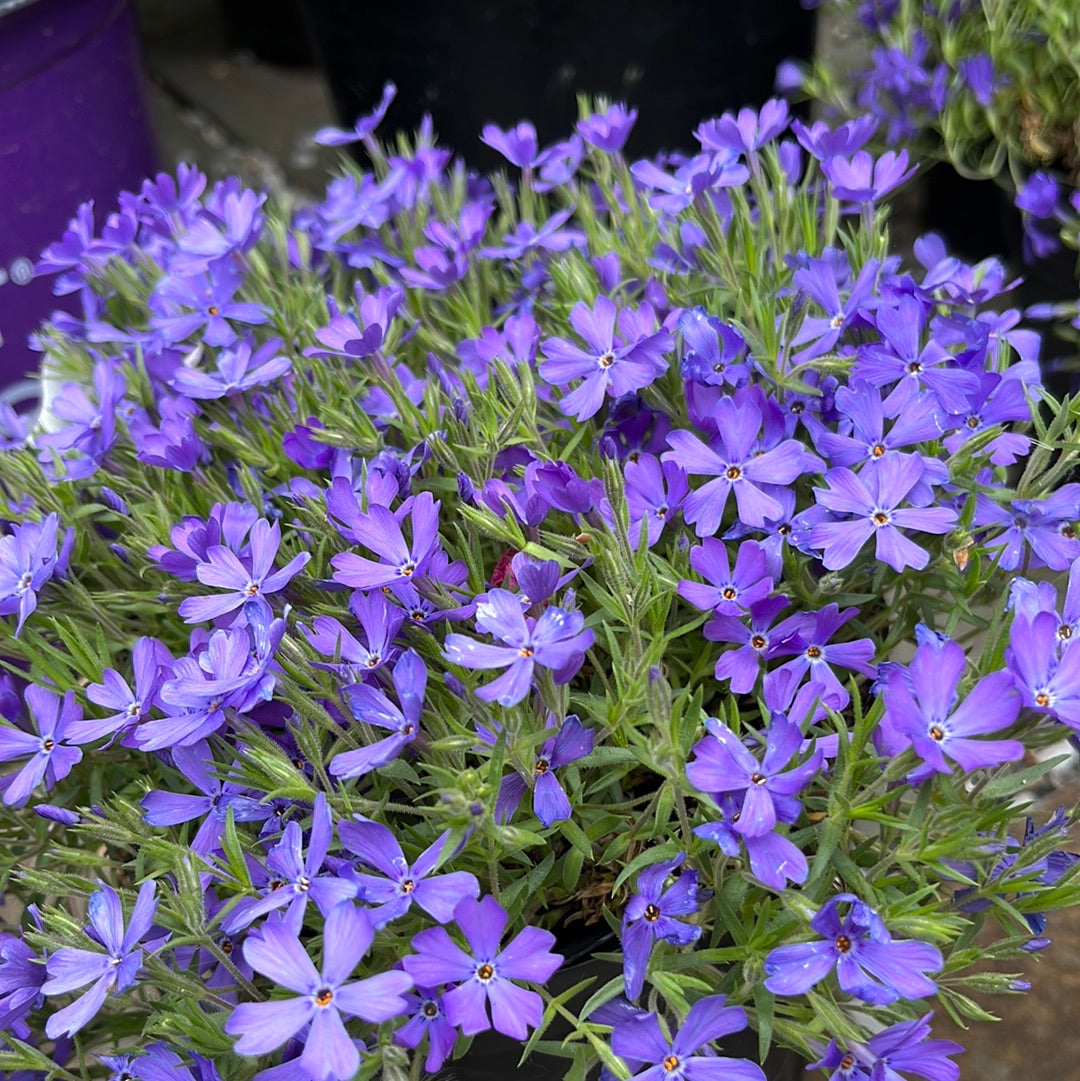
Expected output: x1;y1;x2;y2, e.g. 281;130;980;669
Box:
1;82;1080;1081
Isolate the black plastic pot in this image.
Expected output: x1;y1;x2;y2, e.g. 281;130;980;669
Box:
298;0;816;165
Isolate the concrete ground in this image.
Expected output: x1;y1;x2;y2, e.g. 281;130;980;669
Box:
134;4;1080;1079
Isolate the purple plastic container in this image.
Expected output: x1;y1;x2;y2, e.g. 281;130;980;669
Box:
0;0;157;406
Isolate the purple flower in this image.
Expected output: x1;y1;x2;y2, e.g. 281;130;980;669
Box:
151;267;270;347
791;116;878;160
444;589;594;707
338;817;479;924
0;513;71;636
329;491;443;590
479;121;539;169
611;995;765;1081
178;517;309;623
393;985;458;1073
225;903;412;1081
314;81;397;146
223;795;356;934
0;686;86;807
694;792;808;891
622;456;690;548
678;308;751;389
663;396;820;534
150;501;259;582
170;338;291;399
678;538;772;616
480;209;586;260
42;880;159;1038
301;591;405;681
696;99;790;155
878;636;1023;776
0;931;45;1032
133;395;206;473
686;715;821;837
706;595;799;694
622;854;707;1001
539;297;671;421
810;454;958;572
763;893;942;1005
822;149;917;203
1006;610;1080;727
495;715;594;826
74;636;171;742
974;486;1080;572
402;894;562;1040
329;649;426;779
812;1012;962;1081
577;103;638;154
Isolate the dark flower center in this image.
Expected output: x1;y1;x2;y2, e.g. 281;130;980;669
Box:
663;1056;680;1073
1035;692;1051;707
221;938;234;954
840;1054;855;1070
835;934;852;954
422;1001;439;1018
806;645;822;659
722;587;737;600
126;701;142;717
791;401;805;415
907;361;922;374
598;351;616;369
873;511;889;525
750;634;767;650
725;465;742;481
297;875;311;892
208;305;220;316
401;878;415;893
713;362;726;374
367;655;380;667
1063;525;1077;540
655;505;668;519
400;561;417;577
777;523;792;536
314;987;334;1007
1059;625;1073;639
871;443;886;457
477;963;495;981
965;415;980;430
643;903;661;922
269;880;284;891
929;725;945;741
41;738;55;752
519;646;535;658
829;313;844;329
535;758;550;775
18;572;32;590
750;772;767;785
244;582;259;596
411;609;426;621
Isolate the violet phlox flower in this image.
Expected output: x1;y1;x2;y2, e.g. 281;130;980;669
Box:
791;116;878;161
172;186;265;273
622;854;710;1001
329;490;443;590
401;894;562;1040
630;152;749;215
790;253;879;364
443;588;594;707
42;880;160;1038
149;501;259;582
74;636;172;743
0;685;87;807
494;714;595;827
694;792;809;891
706;595;800;695
140;739;269;857
811;1012;962;1081
301;589;405;680
151;266;270;347
304;284;405;361
37;357;126;478
480;208;586;260
329;648;427;779
662;394;821;534
225;903;413;1081
538;296;671;421
132;394;206;473
685;713;822;837
223;795;356;934
178;517;310;624
0;930;45;1033
479;120;539;169
821;148;917;204
973;485;1080;573
767;604;877;710
131;626;273;751
941;371;1035;467
763;893;943;1005
170;337;291;399
0;512;72;636
809;453;958;573
622;455;689;548
877;633;1023;776
577;103;638;154
678;307;751;390
457;312;540;389
393;985;458;1074
611;994;765;1081
678;538;773;617
314;81;397;146
337;817;479;925
1005;609;1080;727
696;98;790;156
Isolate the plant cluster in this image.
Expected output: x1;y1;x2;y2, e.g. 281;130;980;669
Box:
1;82;1080;1081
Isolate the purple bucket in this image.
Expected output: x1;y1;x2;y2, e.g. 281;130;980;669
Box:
0;0;157;406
